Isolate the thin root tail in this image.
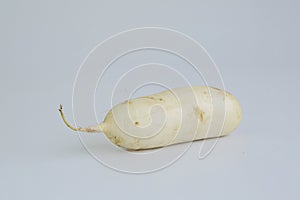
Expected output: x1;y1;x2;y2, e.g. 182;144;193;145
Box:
58;104;103;133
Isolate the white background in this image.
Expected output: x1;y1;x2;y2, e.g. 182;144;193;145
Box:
1;0;299;199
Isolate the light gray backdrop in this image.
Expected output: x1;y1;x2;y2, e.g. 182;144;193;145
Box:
1;0;299;199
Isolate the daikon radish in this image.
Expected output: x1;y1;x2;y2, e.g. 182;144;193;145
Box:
59;86;242;150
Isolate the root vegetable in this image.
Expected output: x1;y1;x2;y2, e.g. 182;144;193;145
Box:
59;86;242;150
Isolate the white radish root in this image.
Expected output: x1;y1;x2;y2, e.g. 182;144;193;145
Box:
59;86;242;150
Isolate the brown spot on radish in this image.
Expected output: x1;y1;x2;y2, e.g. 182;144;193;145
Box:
194;107;205;122
144;96;155;100
143;96;164;102
113;136;121;146
134;121;139;126
200;112;204;122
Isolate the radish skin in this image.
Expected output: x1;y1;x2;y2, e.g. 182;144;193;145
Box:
59;86;242;150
